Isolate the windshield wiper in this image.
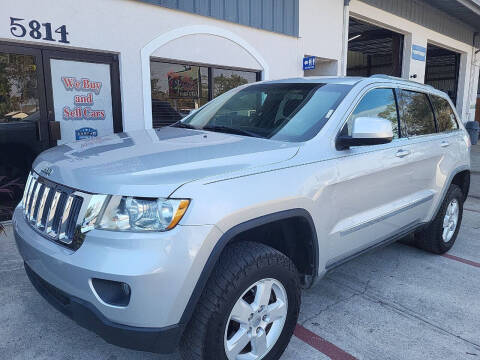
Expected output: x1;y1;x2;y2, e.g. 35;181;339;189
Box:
171;122;197;130
202;125;261;138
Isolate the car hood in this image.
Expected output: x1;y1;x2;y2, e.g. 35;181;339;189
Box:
33;127;299;197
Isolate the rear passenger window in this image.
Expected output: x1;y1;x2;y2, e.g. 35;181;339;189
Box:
399;90;436;136
430;95;459;132
343;88;399;139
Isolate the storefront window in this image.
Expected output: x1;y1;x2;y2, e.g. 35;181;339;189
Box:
212;68;258;97
150;60;259;128
151;62;208;128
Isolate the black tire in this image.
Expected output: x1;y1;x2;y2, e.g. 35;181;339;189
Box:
415;184;464;254
180;241;301;360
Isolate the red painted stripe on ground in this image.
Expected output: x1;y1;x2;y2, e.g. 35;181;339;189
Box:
443;253;480;268
294;324;357;360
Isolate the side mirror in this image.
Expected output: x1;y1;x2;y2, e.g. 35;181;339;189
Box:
336;117;394;150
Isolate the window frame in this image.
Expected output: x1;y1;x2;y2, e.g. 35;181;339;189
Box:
396;88;438;138
150;57;261;103
428;93;460;133
337;86;404;140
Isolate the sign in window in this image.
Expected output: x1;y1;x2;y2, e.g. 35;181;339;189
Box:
50;59;114;144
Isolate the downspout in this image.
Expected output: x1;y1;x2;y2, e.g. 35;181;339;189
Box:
467;32;479;122
341;0;351;76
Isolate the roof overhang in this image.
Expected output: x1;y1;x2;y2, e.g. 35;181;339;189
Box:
422;0;480;33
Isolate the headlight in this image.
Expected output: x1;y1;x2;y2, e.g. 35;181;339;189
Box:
97;196;190;232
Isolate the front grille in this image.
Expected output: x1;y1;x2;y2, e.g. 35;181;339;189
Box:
22;172;86;250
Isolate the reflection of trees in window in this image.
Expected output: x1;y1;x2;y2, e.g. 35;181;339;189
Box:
0;53;39;122
400;91;436;136
214;74;249;97
346;88;399;138
431;96;458;132
377;101;399;138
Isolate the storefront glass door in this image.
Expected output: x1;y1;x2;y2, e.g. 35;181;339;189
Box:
0;43;122;221
0;44;48;221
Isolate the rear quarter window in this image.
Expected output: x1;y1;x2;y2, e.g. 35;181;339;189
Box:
430;95;459;132
399;90;436;137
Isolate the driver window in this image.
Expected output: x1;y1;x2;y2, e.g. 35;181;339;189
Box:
342;88;399;139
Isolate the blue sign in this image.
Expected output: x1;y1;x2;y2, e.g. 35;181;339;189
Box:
303;56;316;70
412;44;426;62
75;127;98;140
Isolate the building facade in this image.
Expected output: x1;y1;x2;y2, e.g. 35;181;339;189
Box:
1;0;480;217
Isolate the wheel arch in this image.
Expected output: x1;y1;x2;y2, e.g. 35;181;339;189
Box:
178;208;318;327
451;169;470;201
431;166;470;220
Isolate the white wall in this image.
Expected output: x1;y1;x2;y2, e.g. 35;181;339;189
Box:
299;0;345;75
2;0;301;131
3;0;479;126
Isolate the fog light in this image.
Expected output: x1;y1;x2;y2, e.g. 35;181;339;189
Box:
91;278;131;307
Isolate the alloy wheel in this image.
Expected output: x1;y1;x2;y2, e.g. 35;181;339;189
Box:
442;199;459;243
224;278;288;360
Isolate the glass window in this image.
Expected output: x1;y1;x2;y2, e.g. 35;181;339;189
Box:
430;95;458;132
177;82;351;142
0;52;40;123
399;90;436;136
150;62;208;128
0;51;42;221
150;61;260;129
213;68;257;97
342;88;399;139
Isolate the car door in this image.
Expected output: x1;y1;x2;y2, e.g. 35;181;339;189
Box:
394;89;444;224
326;86;424;266
427;94;465;212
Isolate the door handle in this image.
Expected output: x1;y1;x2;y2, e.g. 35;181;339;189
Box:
396;149;411;158
440;141;450;148
49;121;62;142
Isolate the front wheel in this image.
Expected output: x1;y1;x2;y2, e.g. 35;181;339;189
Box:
180;241;301;360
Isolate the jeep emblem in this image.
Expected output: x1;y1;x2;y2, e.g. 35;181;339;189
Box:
41;167;53;176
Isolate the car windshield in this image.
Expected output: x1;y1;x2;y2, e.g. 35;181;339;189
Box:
173;82;352;142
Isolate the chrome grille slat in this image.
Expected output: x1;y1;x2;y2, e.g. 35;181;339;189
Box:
22;173;33;208
28;182;41;222
21;172;87;251
46;191;62;236
25;177;37;216
36;186;51;229
58;195;74;243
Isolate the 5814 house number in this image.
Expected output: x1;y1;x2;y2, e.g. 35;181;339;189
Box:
10;17;69;44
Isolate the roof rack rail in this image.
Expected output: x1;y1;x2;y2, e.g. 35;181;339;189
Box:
369;74;435;89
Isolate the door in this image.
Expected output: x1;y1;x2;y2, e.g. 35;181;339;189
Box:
326;87;423;265
43;49;122;145
0;42;122;220
394;89;442;223
0;43;49;220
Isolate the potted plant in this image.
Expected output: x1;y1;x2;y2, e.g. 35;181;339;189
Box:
0;176;23;235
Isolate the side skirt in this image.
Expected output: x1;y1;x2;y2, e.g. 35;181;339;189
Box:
325;221;426;272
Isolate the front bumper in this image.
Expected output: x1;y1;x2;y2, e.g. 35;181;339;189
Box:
24;262;181;353
13;206;222;353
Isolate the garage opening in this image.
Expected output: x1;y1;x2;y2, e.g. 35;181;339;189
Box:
425;44;460;105
347;18;404;77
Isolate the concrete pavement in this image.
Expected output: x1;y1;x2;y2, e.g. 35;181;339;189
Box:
1;145;479;360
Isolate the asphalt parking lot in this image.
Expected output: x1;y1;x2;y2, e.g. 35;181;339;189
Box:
1;145;480;360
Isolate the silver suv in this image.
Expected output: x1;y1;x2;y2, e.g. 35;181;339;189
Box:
13;76;471;360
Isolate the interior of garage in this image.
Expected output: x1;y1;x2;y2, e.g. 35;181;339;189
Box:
347;17;404;77
425;43;461;104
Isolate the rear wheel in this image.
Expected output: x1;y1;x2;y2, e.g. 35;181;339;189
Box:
415;184;464;254
180;241;300;360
